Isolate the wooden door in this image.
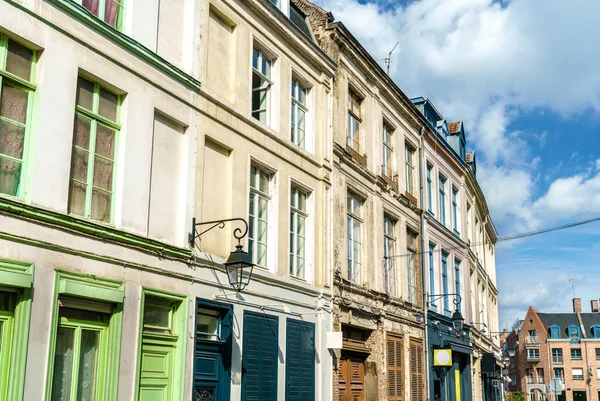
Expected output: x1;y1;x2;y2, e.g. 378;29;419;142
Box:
339;357;365;401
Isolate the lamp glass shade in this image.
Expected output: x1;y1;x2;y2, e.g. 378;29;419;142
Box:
451;309;465;332
224;245;254;291
508;349;516;357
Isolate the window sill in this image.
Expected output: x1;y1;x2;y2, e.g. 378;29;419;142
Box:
43;0;201;91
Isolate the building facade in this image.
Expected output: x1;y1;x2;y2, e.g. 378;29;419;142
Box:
0;0;335;400
411;98;501;401
504;299;600;401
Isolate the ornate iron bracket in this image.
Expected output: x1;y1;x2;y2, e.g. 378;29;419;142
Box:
430;293;462;307
188;217;249;248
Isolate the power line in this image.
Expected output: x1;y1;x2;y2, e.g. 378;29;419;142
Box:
384;216;600;259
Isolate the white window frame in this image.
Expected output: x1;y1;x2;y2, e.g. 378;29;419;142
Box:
347;192;363;283
248;163;277;269
251;45;276;126
290;77;310;151
405;144;415;194
407;229;418;304
289;186;308;279
382;122;394;178
347;89;361;152
383;216;396;296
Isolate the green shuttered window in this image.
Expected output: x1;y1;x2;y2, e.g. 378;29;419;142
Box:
286;319;315;401
242;312;278;401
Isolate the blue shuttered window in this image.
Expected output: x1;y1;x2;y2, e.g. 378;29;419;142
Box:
286;319;315;401
242;312;279;401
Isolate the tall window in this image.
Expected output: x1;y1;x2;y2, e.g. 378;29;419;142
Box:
405;145;415;194
470;270;476;322
249;165;271;266
571;348;582;360
0;36;36;197
78;0;124;29
291;79;307;148
550;325;560;339
383;216;396;296
537;368;544;384
454;259;461;311
452;187;459;234
429;243;435;309
526;368;534;384
426;164;433;213
251;48;272;124
382;123;393;178
441;251;449;313
289;187;307;278
552;348;563;364
347;193;363;283
68;76;120;223
347;89;361;151
466;203;472;244
553;368;563;379
407;230;417;304
438;176;446;225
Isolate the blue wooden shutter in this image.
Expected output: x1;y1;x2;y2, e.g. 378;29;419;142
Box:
286;319;315;401
242;312;279;401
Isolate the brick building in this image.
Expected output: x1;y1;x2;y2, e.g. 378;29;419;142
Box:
504;299;600;401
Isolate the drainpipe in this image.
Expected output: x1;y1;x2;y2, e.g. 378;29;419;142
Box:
419;126;431;401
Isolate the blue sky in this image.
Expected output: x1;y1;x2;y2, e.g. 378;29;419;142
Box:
314;0;600;328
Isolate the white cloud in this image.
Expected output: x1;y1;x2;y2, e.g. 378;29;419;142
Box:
533;172;600;218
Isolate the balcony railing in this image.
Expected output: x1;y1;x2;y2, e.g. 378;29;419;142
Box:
526;336;540;345
537;377;544;384
526;377;534;384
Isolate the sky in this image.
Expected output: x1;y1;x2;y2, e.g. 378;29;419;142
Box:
313;0;600;329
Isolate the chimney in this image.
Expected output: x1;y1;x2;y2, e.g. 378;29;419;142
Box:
573;298;582;313
592;300;599;313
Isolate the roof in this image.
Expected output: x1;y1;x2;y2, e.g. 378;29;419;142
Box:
290;3;314;41
537;312;600;339
466;152;474;163
448;121;462;134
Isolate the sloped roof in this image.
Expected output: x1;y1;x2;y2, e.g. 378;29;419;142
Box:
537;312;600;339
448;121;462;134
290;3;314;40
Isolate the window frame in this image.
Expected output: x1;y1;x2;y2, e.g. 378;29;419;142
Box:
68;76;121;224
248;164;272;267
251;47;273;125
347;89;362;152
527;348;540;361
407;230;418;304
571;348;582;360
346;192;363;283
572;368;584;381
549;324;560;339
426;164;433;214
74;0;125;30
0;35;37;199
405;144;415;194
552;348;563;364
568;324;581;343
452;186;459;235
290;78;308;149
382;122;394;178
441;251;449;313
383;216;397;296
454;258;461;312
438;175;446;226
428;242;436;310
289;186;308;279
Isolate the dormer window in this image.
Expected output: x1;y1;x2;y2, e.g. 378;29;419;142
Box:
549;325;560;339
592;324;600;339
568;324;580;343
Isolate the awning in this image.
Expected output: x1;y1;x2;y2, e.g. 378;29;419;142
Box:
447;341;473;355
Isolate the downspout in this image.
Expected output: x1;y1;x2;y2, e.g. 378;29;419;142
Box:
419;126;431;401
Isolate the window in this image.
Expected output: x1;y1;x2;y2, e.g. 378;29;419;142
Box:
572;368;584;381
251;48;272;124
407;230;418;304
289;187;307;278
76;0;124;29
68;77;120;223
527;348;540;361
452;187;459;234
596;348;600;361
438;176;446;225
138;291;187;401
441;251;449;313
466;203;472;244
594;325;600;339
552;348;563;364
285;319;315;400
571;348;582;360
347;193;362;283
291;79;307;148
537;368;544;384
383;216;396;296
387;334;404;401
347;89;361;152
0;36;36;198
382;123;393;178
526;368;533;384
454;259;461;311
550;325;560;339
569;325;581;342
429;243;436;309
241;312;278;401
405;145;415;194
554;368;563;379
249;165;271;266
529;329;537;337
426;164;433;213
597;368;600;381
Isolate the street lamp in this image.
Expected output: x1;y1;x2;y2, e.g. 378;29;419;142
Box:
430;293;464;332
189;217;254;292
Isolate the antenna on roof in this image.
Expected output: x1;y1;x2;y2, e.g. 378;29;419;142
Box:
383;42;399;76
569;277;575;298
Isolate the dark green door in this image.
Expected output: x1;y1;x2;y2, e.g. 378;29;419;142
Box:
285;319;315;401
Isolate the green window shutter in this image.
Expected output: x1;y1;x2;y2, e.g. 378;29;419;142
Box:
242;312;278;401
286;319;315;401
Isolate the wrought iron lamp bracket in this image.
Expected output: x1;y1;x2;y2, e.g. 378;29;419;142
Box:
429;293;462;307
188;217;249;248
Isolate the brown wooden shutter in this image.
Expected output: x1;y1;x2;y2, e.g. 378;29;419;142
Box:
387;334;404;401
409;339;425;401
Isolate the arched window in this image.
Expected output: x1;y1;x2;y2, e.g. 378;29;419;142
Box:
549;324;560;339
568;324;581;343
592;324;600;339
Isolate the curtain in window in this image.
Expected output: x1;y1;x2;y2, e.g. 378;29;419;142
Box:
51;327;75;401
104;0;120;27
82;0;100;17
